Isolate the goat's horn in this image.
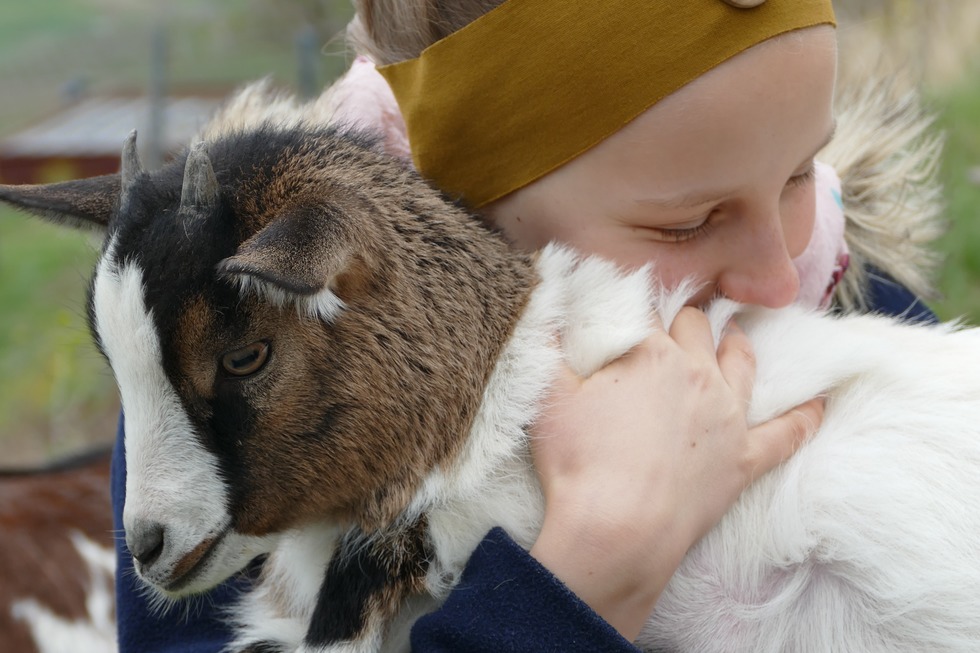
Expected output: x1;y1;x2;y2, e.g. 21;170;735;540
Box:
179;141;220;214
120;130;143;195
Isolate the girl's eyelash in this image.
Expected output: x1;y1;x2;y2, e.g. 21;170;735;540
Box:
788;164;817;188
653;220;715;243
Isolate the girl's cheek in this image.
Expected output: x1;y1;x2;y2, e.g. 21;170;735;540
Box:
642;246;710;296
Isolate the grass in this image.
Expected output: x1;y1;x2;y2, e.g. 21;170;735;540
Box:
0;1;93;53
0;1;354;134
0;208;117;462
0;0;354;464
932;67;980;322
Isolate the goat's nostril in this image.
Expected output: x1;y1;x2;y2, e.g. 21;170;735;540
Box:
127;520;166;568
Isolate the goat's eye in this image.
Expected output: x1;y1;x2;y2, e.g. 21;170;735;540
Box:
221;341;270;377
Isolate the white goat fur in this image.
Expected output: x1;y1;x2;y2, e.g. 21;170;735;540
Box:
219;242;980;652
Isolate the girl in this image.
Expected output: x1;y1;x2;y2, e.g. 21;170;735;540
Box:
112;0;942;650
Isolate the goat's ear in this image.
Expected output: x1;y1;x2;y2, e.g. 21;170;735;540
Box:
0;131;143;233
0;174;121;232
218;203;367;308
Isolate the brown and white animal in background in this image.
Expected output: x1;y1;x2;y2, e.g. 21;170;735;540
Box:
2;82;980;653
0;448;116;653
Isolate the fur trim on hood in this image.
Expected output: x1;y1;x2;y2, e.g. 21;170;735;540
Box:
820;75;946;312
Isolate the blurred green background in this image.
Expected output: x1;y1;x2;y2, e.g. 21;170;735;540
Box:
0;0;978;465
0;0;354;464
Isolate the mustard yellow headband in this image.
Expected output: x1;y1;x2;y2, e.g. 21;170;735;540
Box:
378;0;836;208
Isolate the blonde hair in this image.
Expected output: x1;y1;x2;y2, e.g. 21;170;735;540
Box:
348;0;504;64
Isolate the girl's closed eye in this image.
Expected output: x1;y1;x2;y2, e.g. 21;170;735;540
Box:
788;162;817;188
645;211;719;243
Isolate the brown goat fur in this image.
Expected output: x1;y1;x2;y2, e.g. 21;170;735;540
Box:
201;134;538;532
0;449;115;653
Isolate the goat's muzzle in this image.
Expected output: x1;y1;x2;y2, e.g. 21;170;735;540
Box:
126;519;229;593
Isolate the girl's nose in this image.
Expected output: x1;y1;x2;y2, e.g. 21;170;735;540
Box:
717;220;801;309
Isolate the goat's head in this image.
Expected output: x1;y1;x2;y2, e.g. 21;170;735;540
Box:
0;126;532;599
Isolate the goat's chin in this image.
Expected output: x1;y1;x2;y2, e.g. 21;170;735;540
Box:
140;530;277;599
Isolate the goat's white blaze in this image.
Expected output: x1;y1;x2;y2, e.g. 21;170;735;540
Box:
93;250;272;594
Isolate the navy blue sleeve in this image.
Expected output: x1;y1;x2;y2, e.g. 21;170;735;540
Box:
111;414;247;652
410;528;640;652
864;268;938;324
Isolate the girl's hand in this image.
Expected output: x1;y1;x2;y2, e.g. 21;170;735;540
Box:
528;306;824;641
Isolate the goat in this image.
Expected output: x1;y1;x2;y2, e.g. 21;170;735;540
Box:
2;83;980;652
0;447;116;653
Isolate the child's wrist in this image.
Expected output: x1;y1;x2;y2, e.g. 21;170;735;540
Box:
530;498;686;640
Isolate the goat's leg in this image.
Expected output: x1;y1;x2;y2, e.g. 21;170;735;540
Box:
301;518;431;653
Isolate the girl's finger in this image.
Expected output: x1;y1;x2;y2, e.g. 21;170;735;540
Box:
716;320;756;404
668;306;718;362
744;397;825;481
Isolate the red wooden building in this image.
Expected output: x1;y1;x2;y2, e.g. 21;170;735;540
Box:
0;94;224;185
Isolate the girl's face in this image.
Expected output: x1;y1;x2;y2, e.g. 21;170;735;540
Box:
485;26;838;309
